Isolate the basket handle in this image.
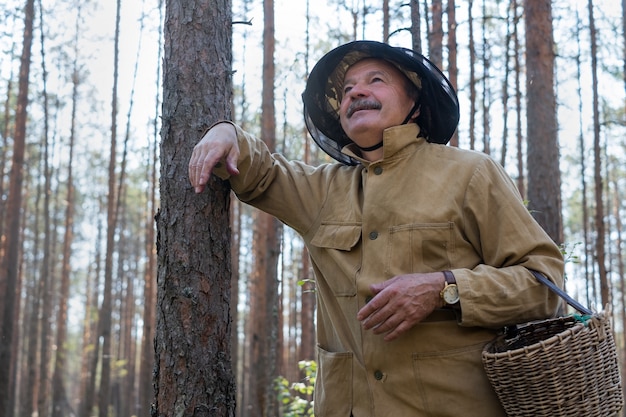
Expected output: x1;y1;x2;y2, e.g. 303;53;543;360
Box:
529;269;592;316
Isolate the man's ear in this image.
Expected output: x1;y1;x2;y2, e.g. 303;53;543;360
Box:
410;106;421;121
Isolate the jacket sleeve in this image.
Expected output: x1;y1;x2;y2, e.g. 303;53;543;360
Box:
211;122;339;235
452;156;565;328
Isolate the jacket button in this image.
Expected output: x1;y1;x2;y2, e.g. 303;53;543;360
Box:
373;166;383;175
368;231;378;240
374;370;384;380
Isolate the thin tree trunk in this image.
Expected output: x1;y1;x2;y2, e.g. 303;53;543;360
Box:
78;216;103;417
612;176;626;399
299;248;315;363
499;2;513;168
230;197;241;374
98;0;122;414
0;1;34;415
430;0;443;68
12;177;28;417
0;69;15;247
447;0;458;147
243;0;280;415
587;0;608;305
50;136;74;415
383;0;389;42
513;0;524;198
574;8;591;307
20;190;40;417
139;125;158;417
137;2;162;416
481;0;490;155
410;0;422;53
18;2;42;417
468;0;476;150
616;0;626;400
299;0;316;372
51;6;80;414
114;4;146;413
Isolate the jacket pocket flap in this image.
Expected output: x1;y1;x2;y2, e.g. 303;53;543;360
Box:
310;223;361;251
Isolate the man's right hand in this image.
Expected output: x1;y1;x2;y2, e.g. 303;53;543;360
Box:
188;122;240;193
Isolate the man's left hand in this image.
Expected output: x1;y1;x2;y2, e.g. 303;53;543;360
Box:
357;272;445;341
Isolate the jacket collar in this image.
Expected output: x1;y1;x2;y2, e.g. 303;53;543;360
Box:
341;123;424;164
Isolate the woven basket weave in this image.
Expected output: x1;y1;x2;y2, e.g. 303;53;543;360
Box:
482;313;623;417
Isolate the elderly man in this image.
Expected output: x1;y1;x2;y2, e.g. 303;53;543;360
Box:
188;40;564;417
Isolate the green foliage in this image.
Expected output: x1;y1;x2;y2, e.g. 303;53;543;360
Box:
275;360;316;417
296;278;316;293
559;242;581;267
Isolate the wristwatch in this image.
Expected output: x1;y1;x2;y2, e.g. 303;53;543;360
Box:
440;270;460;306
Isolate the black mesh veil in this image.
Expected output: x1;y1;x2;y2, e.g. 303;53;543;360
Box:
302;40;460;165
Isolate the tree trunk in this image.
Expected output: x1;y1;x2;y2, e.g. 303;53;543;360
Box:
468;0;476;150
0;1;34;415
447;0;458;147
0;74;15;247
154;0;236;415
77;218;103;417
383;0;389;42
480;0;490;155
98;0;122;415
587;0;609;306
429;0;443;68
513;0;524;198
138;2;163;415
410;0;422;53
524;0;563;245
51;9;80;414
299;248;315;363
243;0;280;416
499;2;512;167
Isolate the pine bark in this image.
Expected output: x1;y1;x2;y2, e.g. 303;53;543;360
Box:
154;0;236;415
429;0;443;68
0;1;34;415
243;0;280;416
524;0;563;244
410;0;422;53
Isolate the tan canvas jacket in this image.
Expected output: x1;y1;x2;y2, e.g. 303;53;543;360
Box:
212;122;564;417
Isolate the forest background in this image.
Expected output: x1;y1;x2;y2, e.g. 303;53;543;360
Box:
1;0;626;416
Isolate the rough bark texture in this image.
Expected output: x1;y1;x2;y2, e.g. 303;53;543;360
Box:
524;0;563;244
154;1;236;416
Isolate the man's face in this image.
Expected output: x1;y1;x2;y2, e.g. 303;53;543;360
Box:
338;58;417;147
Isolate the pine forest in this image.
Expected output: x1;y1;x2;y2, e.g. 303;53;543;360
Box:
0;0;625;416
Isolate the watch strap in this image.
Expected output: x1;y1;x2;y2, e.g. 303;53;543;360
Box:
443;270;456;285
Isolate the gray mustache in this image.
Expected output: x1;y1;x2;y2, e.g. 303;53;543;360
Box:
347;99;382;118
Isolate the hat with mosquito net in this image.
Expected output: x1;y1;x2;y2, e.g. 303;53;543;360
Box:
302;40;460;165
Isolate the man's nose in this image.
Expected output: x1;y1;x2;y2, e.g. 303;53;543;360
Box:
346;83;368;98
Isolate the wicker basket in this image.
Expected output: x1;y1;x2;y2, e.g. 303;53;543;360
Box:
483;313;623;416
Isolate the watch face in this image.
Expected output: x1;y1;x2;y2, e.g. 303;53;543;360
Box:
443;284;459;304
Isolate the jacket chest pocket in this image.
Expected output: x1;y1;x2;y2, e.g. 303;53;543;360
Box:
309;222;362;296
385;222;454;276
